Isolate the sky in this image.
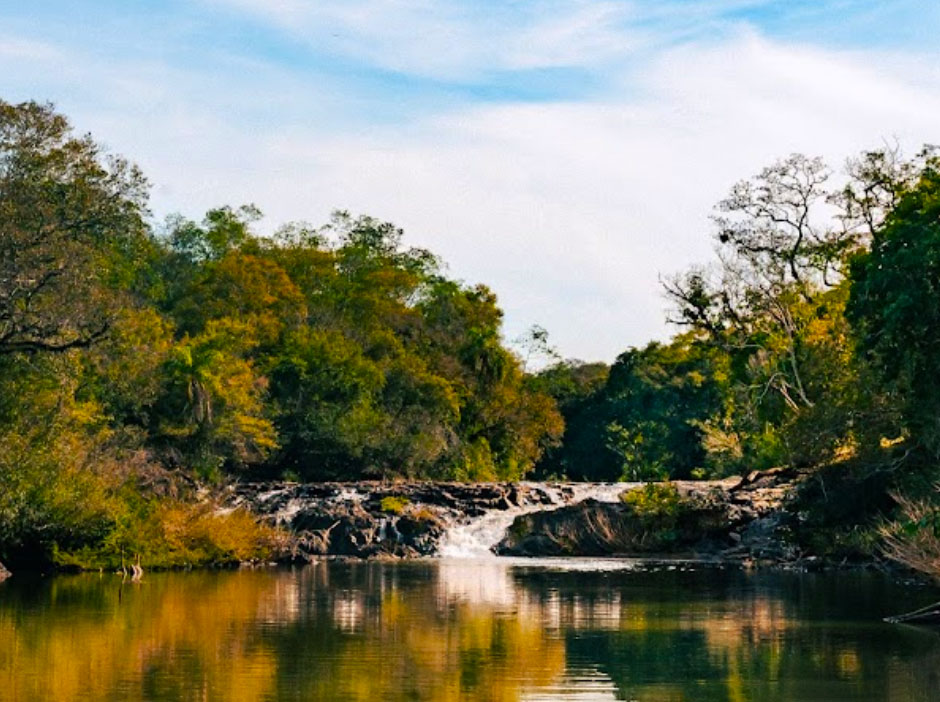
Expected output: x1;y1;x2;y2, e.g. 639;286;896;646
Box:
2;1;939;363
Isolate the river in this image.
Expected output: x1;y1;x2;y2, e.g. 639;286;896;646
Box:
1;559;939;701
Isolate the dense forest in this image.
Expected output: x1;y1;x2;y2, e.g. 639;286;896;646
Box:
3;98;940;574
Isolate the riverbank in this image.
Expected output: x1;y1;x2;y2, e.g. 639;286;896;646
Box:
0;468;903;581
224;467;885;571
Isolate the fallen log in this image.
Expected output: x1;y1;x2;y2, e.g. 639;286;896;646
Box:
884;600;940;625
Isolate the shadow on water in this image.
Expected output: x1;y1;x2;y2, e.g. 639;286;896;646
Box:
1;560;939;701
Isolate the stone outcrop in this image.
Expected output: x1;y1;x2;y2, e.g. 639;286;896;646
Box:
229;470;805;563
228;481;577;561
496;469;803;563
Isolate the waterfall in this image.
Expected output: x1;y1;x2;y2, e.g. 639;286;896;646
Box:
253;484;367;526
436;483;634;559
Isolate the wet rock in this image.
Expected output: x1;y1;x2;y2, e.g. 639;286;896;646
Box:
230;481;568;560
229;472;803;563
497;471;802;561
496;497;731;557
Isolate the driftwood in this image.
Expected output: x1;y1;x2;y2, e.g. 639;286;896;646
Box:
885;600;940;625
130;553;144;582
119;551;144;582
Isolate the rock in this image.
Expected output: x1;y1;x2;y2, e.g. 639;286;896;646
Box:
0;560;9;582
230;481;567;560
498;471;802;561
496;496;733;557
229;471;803;563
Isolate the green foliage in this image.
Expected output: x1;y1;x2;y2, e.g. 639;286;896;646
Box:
12;98;940;576
620;483;681;522
379;496;410;515
619;482;683;548
0;99;149;357
537;336;727;480
0;355;117;568
0;99;564;571
848;153;940;456
54;498;282;571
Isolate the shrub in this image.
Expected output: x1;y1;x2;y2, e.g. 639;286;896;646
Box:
379;496;410;515
411;507;437;522
620;482;681;520
619;482;682;546
881;488;940;580
54;494;286;571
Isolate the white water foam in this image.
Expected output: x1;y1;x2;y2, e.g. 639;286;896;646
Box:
436;483;636;559
258;485;367;526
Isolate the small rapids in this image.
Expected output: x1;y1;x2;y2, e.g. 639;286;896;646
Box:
436;483;635;559
233;480;639;560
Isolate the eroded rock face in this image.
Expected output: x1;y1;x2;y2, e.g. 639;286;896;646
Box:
228;482;571;561
496;470;802;562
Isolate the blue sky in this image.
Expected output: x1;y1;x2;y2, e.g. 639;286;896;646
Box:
2;1;940;361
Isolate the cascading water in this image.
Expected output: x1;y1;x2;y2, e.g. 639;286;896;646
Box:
252;484;367;526
233;481;641;560
436;483;636;559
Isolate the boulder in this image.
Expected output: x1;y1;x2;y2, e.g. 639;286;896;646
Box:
497;472;801;560
229;480;569;560
496;497;731;557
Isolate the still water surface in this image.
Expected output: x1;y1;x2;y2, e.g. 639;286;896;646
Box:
1;560;939;701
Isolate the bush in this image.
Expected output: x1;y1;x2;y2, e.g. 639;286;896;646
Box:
620;483;681;521
379;496;410;515
54;494;286;570
619;482;682;546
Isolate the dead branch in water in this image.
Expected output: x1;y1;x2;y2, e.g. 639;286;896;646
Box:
131;553;144;582
885;600;940;625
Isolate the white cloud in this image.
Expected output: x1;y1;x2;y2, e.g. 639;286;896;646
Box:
3;21;940;362
138;36;940;360
202;0;654;78
0;35;62;61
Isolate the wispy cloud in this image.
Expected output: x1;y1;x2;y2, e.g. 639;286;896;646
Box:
2;2;939;360
0;35;62;62
199;0;753;79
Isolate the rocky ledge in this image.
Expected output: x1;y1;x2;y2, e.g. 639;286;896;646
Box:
496;469;803;564
228;469;806;564
227;481;581;561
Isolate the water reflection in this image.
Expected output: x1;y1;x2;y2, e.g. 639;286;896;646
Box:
1;560;939;701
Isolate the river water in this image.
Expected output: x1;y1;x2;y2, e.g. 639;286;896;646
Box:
2;560;939;701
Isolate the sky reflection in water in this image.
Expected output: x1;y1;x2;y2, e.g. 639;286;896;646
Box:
1;559;939;701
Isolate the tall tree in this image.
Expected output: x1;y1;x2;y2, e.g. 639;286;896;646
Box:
848;153;940;456
0;100;149;355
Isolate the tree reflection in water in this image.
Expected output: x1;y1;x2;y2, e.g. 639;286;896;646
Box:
1;561;939;701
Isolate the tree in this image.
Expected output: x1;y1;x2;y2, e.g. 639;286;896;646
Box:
848;154;940;455
155;319;277;475
0;100;148;356
662;150;918;471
